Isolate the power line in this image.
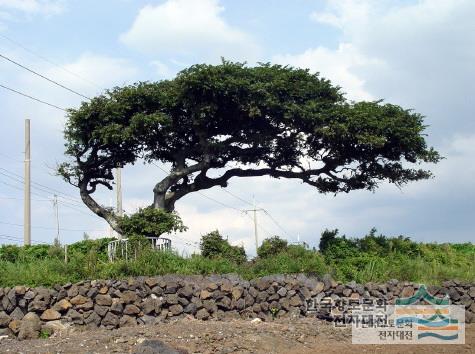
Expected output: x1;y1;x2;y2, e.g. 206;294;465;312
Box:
0;83;67;111
220;188;253;206
0;233;44;244
0;220;105;233
262;208;293;240
0;52;90;100
0;33;102;91
0;167;83;205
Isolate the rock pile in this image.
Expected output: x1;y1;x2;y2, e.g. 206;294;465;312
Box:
0;274;473;339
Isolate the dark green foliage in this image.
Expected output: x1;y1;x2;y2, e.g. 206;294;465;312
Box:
257;236;289;258
319;228;475;283
0;244;58;263
200;230;247;265
59;61;440;231
118;207;187;238
67;238;115;262
318;229;339;254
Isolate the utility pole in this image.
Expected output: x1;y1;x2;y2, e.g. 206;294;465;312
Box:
53;194;60;245
24;119;31;246
243;197;264;256
116;167;123;217
115;167;123;239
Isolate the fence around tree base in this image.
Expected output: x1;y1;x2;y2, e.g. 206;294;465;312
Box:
107;237;172;261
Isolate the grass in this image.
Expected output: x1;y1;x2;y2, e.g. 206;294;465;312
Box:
0;234;473;287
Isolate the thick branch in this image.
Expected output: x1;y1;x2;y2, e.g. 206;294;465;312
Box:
79;181;122;234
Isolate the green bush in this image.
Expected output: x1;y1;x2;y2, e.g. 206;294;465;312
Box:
257;236;289;258
200;230;247;265
118;207;187;238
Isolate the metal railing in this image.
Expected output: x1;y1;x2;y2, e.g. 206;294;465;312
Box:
107;237;172;261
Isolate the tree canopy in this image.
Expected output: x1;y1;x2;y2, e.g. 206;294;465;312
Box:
59;61;440;233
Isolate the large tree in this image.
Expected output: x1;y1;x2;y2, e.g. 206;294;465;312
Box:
59;61;440;233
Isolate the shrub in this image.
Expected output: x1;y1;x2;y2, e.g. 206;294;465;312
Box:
118;207;187;238
200;230;247;264
257;236;288;258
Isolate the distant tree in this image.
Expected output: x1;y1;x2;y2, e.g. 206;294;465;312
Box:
319;229;340;253
257;236;288;258
200;230;246;264
59;61;440;233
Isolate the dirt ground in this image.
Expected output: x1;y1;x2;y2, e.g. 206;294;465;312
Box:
1;317;473;354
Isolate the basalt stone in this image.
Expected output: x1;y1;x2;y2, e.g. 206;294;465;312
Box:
84;312;102;328
277;287;287;297
110;299;124;314
151;286;164;296
248;287;258;298
2;296;14;313
289;296;302;307
76;301;94;311
178;286;193;299
231;286;244;300
145;277;159;288
203;300;217;314
166;294;179;305
102;312;120;328
244;293;255;307
23;290;36;301
121;291;138;304
279;298;290;311
98;286;109;295
195;308;210;320
87;288;98;298
217;296;231;310
137;315;156;326
70;295;89;306
95;294;113;306
141;299;157;315
256;291;268;303
165;281;179;294
56;289;67;301
233;298;245;311
14;286;26;296
28;300;48;313
252;303;261;313
52;299;72;313
184;303;197;315
9;307;24;321
342;288;352;297
94;304;109;317
0;311;11;327
66;309;83;325
67;285;79;298
8;319;21;334
448;288;461;301
169;304;183;316
200;290;213;300
18;312;41;340
123;304;140;315
40;309;61;321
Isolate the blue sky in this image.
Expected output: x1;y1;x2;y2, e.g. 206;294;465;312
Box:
0;0;473;254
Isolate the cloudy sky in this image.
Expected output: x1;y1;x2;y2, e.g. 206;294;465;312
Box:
0;0;473;255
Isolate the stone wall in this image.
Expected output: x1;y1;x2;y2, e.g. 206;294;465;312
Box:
0;274;474;339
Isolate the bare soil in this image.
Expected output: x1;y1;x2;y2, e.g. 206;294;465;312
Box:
1;317;473;354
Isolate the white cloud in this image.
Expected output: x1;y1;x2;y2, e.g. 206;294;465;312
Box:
120;0;261;62
273;43;376;101
0;0;64;15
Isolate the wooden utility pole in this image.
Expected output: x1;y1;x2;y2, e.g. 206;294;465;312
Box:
24;119;31;246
